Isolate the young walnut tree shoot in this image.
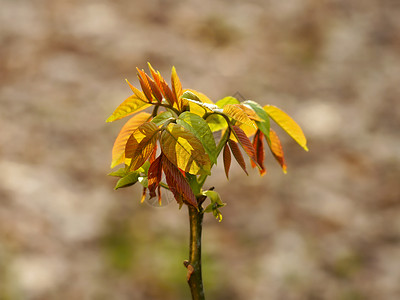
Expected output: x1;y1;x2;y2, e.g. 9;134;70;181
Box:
107;64;308;299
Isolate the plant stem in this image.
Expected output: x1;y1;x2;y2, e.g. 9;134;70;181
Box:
186;204;205;300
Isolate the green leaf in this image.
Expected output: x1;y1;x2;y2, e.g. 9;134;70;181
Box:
114;172;139;190
106;95;151;122
108;166;129;177
160;123;211;175
264;105;308;151
216;96;239;108
151;111;175;126
177;112;218;164
202;190;225;222
243;100;270;139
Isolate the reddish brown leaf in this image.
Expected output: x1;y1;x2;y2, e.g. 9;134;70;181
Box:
231;125;259;168
161;155;197;207
252;130;266;176
148;154;163;198
267;129;287;173
228;139;248;175
223;144;231;179
136;68;153;103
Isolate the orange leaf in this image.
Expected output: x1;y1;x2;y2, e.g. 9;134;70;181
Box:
267;129;287;173
231;125;259;168
159;76;176;107
125;79;148;103
148;154;163;198
223;104;256;127
125;122;159;171
111;112;151;168
264;105;308;151
228;139;248;175
136;68;154;103
145;72;163;103
171;66;183;108
223;144;231;179
162;155;197;207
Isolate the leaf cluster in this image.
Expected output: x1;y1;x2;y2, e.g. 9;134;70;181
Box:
107;64;308;219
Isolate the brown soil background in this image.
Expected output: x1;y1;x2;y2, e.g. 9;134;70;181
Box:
1;0;399;299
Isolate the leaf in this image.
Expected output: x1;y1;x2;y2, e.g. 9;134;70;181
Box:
177;112;217;164
205;113;228;132
228;139;248;175
243;100;270;139
108;166;129;177
182;89;219;116
114;172;139;190
147;154;163;198
202;190;225;222
231;125;259;168
125;79;148;103
223;104;255;127
110;112;151;168
264;105;308;151
161;155;197;207
136;68;153;102
216;96;239;108
151;111;175;126
267;129;287;173
125;122;159;171
145;71;163;103
251;130;266;176
106;95;151;122
223;144;231;179
171;66;183;107
160;123;211;175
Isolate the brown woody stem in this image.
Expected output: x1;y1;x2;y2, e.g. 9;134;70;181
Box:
186;203;205;300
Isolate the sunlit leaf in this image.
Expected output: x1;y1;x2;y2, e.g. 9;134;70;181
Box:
110;112;151;168
114;172;139;190
264;105;308;151
106;95;151;123
161;155;197;207
216;96;239;108
125;79;148;103
177;112;217;164
223;144;231;179
267;129;287;173
159;76;176;107
160;123;211;175
205;114;228;132
145;72;163;103
148;154;163;198
228;139;248;175
223;104;255;127
171;66;183;108
231;125;259;168
243;100;270;139
136;68;153;102
125;122;159;171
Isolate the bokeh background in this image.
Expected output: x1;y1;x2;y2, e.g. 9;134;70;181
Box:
1;0;399;299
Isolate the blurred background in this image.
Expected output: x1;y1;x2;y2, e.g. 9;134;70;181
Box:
1;0;399;299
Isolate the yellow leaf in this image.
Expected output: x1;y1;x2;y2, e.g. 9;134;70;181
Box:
264;105;308;151
125;122;160;171
125;79;148;103
106;95;151;122
171;66;183;108
160;123;211;175
223;104;255;127
111;112;151;168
